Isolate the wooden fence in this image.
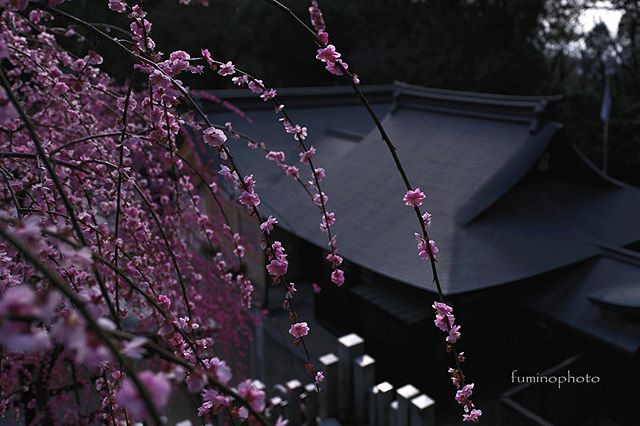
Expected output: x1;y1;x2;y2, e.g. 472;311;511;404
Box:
171;333;435;426
173;333;436;426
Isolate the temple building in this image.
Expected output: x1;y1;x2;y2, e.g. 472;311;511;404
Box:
198;83;640;425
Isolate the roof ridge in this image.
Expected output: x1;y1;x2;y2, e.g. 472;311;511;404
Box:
391;81;561;131
392;81;563;104
593;243;640;266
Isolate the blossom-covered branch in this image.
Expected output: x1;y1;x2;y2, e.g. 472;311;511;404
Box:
262;0;483;422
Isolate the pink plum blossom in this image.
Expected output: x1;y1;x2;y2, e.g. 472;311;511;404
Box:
243;174;256;191
84;50;103;65
217;61;235;76
186;370;208;393
116;371;171;421
463;409;483;423
326;253;343;266
331;269;345;286
201;48;215;70
433;302;455;332
158;294;171;310
248;79;264;94
326;58;348;76
403;188;426;206
266;258;288;277
108;0;127;13
236;379;265;413
317;30;329;45
52;312;112;368
266;151;285;162
58;243;94;269
314;167;326;181
0;286;53;352
199;389;229;416
299;146;316;163
455;383;474;405
316;45;341;63
203;127;227;147
309;1;325;31
261;88;277;101
289;322;310;339
204;357;232;385
417;238;439;260
313;192;328;207
232;75;249;86
422;211;432;228
266;242;289;277
284;165;299;177
447;324;461;344
238;191;261;208
260;216;278;234
320;212;335;232
0;88;17;123
218;164;239;182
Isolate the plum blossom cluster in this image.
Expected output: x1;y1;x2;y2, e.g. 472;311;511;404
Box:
309;1;358;83
433;302;461;346
195;57;331;379
433;302;482;423
196;54;345;288
456;383;482;424
0;0;486;424
308;0;481;422
416;235;439;261
115;371;171;421
400;185;478;423
403;189;439;261
0;2;310;424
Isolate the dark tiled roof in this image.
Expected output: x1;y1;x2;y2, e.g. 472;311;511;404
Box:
522;247;640;354
199;83;640;295
200;87;392;185
350;280;432;324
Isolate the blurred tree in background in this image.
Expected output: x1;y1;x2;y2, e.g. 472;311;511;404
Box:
61;0;640;183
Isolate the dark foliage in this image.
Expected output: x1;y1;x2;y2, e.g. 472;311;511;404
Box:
60;0;640;183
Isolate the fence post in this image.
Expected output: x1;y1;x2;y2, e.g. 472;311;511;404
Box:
303;383;319;426
410;394;436;426
269;395;286;421
396;384;420;426
353;354;376;425
369;383;379;426
372;381;394;426
338;333;365;419
285;379;303;426
389;400;399;426
273;383;288;398
252;380;266;392
318;353;340;418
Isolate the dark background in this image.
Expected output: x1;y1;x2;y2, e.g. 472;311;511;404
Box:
63;0;640;183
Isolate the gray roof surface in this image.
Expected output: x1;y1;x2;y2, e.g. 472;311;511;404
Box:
350;280;433;324
201;83;640;295
205;102;390;184
523;248;640;354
